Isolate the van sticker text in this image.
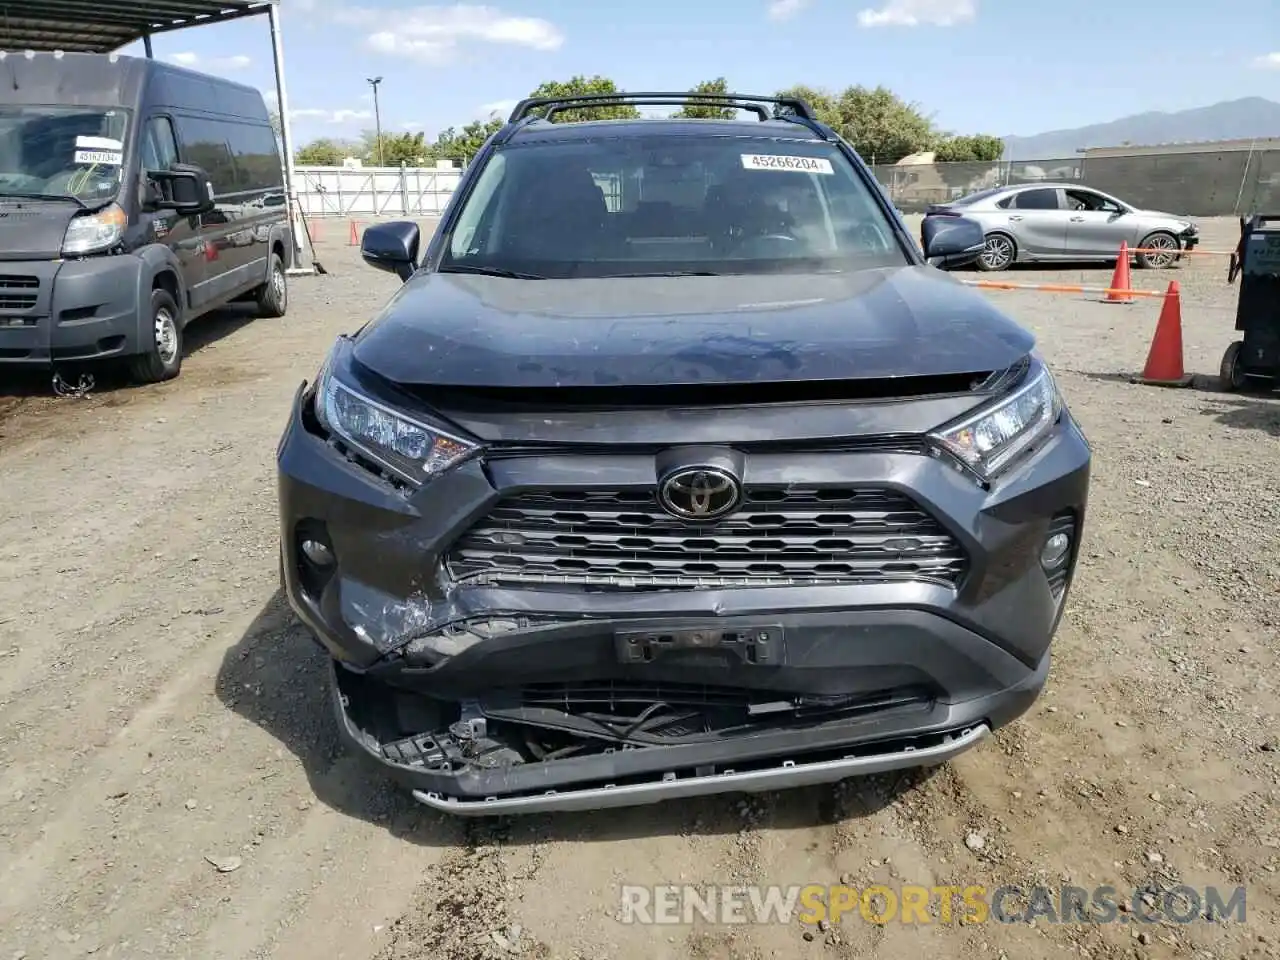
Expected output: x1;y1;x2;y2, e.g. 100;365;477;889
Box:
740;154;834;175
76;135;124;151
75;149;124;166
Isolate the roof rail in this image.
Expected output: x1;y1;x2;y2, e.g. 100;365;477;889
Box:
506;91;817;124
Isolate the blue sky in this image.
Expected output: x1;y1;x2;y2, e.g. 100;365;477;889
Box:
118;0;1280;146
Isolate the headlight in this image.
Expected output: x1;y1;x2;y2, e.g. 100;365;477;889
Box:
62;203;127;256
929;359;1063;480
314;340;480;487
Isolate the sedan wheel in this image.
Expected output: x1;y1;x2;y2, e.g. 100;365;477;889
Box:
1136;231;1179;269
977;234;1015;272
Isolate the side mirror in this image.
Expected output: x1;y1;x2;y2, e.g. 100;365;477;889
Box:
921;214;986;270
150;163;215;216
361;221;421;282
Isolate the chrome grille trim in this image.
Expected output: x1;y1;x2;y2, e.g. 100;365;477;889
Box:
446;487;967;590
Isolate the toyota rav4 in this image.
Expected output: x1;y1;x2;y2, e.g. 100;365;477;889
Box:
275;92;1091;816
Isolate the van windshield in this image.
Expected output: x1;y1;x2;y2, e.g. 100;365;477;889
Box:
442;134;909;279
0;106;130;203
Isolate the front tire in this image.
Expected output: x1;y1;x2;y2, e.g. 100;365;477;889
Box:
976;233;1016;272
1136;231;1179;269
256;253;288;318
1220;340;1256;393
128;288;183;384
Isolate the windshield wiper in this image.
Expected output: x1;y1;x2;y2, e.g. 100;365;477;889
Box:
0;190;87;209
439;264;546;280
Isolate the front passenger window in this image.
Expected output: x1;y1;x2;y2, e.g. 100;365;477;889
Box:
142;117;179;172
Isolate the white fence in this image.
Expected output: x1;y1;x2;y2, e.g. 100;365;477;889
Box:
294;164;463;219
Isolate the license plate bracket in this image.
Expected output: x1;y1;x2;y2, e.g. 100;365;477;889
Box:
615;625;783;666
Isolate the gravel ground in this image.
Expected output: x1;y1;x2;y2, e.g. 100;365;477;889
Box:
1;216;1277;960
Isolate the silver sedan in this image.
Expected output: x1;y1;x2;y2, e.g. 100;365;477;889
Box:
924;183;1200;272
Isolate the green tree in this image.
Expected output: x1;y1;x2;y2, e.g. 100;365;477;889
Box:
361;130;433;166
834;85;937;164
433;117;505;164
295;138;350;165
775;84;938;164
774;84;840;128
933;134;1005;162
672;77;735;119
525;75;642;123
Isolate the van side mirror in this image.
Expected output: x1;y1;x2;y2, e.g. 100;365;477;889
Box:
150;163;215;216
921;214;986;269
361;221;421;282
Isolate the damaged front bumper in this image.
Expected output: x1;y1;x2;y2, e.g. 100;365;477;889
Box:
322;610;1047;815
328;651;995;815
277;378;1090;815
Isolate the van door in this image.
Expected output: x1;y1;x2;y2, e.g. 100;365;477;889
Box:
140;115;205;305
172;114;241;311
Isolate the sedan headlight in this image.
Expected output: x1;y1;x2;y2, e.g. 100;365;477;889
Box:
62;203;127;256
929;359;1063;480
313;340;480;487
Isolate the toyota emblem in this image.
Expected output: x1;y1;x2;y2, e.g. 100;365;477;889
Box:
658;466;743;521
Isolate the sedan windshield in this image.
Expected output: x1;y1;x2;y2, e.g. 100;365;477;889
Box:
442;134;909;278
0;105;130;203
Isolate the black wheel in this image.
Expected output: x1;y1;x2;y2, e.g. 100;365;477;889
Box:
1136;231;1179;269
976;233;1016;272
127;288;183;384
255;253;288;318
1219;340;1246;392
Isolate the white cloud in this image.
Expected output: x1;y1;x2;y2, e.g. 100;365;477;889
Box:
857;0;975;27
163;51;252;70
1253;52;1280;69
767;0;810;20
400;121;425;130
479;99;519;119
330;108;374;124
332;5;562;62
289;107;373;125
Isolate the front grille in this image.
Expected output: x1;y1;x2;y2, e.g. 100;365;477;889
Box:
0;275;39;311
446;486;967;590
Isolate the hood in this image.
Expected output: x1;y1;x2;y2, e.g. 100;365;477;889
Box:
351;266;1035;390
0;200;78;260
1137;208;1194;226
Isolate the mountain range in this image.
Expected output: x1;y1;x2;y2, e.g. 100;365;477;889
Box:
1000;97;1280;161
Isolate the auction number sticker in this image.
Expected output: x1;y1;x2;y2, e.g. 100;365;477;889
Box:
74;135;124;166
741;154;834;174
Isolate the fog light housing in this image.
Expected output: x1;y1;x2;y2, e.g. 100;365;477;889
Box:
1040;532;1070;569
1042;512;1078;601
301;538;334;567
295;520;337;603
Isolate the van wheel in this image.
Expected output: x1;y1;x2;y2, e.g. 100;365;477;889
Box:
256;253;288;318
128;289;183;384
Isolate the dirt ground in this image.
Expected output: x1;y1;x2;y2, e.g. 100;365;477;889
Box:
1;216;1278;960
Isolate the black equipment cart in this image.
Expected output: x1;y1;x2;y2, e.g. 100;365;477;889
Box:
1221;215;1280;391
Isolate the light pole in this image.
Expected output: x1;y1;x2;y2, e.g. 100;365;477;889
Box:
367;76;384;166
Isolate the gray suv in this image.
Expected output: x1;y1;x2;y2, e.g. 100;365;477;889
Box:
275;92;1091;816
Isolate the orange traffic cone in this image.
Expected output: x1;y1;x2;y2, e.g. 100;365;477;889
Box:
1132;281;1194;388
348;220;360;246
1105;242;1133;303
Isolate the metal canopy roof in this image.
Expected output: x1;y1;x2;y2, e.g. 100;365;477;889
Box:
0;1;274;54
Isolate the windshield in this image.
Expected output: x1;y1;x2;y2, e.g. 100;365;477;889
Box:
442;134;909;278
0;105;130;203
